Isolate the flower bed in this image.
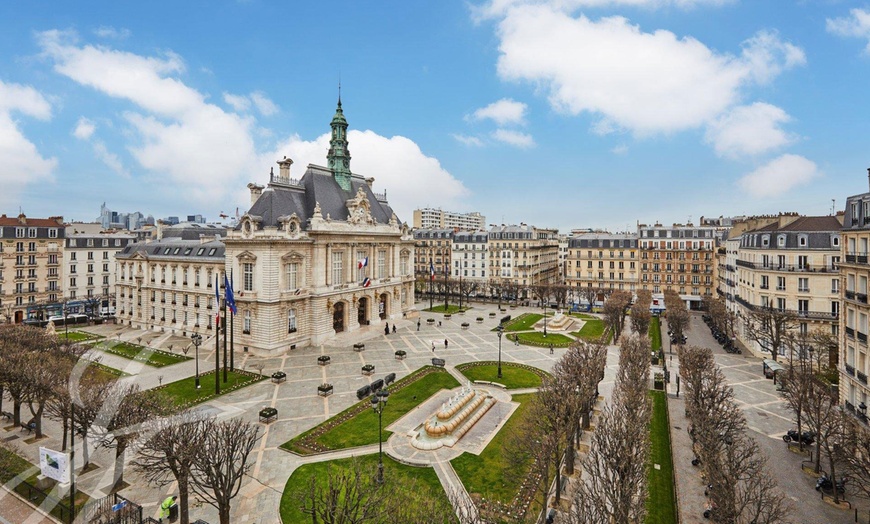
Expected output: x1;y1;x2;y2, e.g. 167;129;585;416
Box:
395;350;407;360
488;312;497;318
318;383;333;397
444;314;452;319
362;364;375;376
318;355;331;366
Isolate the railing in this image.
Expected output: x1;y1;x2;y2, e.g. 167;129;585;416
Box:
860;332;869;344
734;260;837;272
734;296;839;320
846;363;856;376
847;326;855;338
846;253;869;264
859;371;868;385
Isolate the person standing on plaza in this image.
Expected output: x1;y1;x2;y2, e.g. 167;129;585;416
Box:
384;322;389;336
431;341;435;352
444;338;448;349
392;324;397;334
417;319;421;331
159;495;177;522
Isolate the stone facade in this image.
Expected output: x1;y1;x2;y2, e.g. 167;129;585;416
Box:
487;224;559;299
566;233;638;294
638;223;718;308
841;183;870;418
65;232;136;302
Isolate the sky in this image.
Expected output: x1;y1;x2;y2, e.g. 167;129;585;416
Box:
1;1;869;233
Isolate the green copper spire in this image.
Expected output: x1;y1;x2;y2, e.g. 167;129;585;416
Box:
327;92;352;191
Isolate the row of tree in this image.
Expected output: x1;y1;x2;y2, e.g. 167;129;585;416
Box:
680;344;789;522
0;324;260;524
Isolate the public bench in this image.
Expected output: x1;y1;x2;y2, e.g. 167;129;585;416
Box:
20;421;36;433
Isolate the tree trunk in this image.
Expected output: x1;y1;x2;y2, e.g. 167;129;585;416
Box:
219;503;230;524
30;404;44;439
61;418;68;451
13;400;21;426
113;444;126;488
178;474;190;524
82;429;90;468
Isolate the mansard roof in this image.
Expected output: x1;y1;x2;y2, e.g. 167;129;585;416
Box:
243;165;397;231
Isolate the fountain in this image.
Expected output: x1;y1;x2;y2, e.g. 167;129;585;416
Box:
544;311;575;331
410;382;496;450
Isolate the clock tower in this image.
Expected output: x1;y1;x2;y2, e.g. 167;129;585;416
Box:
327;95;352;191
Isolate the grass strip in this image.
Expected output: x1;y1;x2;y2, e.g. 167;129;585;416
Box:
150;369;266;408
498;313;543;332
93;340;191;367
645;390;677;524
571;318;606;340
456;362;545;389
508;331;574;347
424;304;470;314
649;316;663;351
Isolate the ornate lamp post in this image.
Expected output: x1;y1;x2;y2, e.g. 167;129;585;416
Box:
191;333;203;389
808;345;815;374
542;297;547;338
496;325;504;378
371;388;390;484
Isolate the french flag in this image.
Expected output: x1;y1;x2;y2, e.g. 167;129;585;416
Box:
358;256;368;270
362;277;371;288
429;260;435;281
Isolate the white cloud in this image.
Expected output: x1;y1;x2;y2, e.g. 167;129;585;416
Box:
492;128;535;148
738;154;819;198
73;117;96;140
474;0;734;22
611;143;628;155
705;102;795;158
493;6;804;136
468;98;527;125
452;134;485;147
827;8;870;53
0;80;56;209
250;91;278;116
93;26;131;39
38;30;258;202
223;92;251;112
262;130;469;223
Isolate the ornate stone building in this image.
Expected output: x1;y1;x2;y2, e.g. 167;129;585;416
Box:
566;233;638;295
223;99;416;353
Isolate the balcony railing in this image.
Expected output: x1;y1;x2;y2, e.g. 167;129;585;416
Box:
735;295;839;320
859;371;868;385
734;260;837;273
861;332;869;344
847;326;856;338
846;252;870;265
846;363;856;376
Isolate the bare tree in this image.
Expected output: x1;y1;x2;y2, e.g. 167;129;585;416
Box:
577;286;598;311
133;411;210;524
458;279;479;309
488;278;504;309
602;290;631;343
803;375;840;478
742;306;797;361
843;423;870;500
551;284;569;310
629;301;651;336
72;375;117;469
190;417;260;524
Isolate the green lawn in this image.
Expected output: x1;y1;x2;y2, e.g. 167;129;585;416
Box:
152;369;266;407
94;340;191;367
84;360;130;379
452;393;535;505
279;454;450;524
282;369;460;453
571;318;606;340
646;390;677;524
568;312;597;320
457;362;545;389
425;304;469;314
58;331;100;342
510;331;574;347
499;313;543;332
649;316;663;351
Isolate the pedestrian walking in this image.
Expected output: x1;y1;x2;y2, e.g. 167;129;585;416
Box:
392;324;397;334
549;344;554;355
431;341;435;352
384;322;390;336
159;495;177;522
444;338;448;349
438;320;442;327
417;319;421;331
515;337;519;346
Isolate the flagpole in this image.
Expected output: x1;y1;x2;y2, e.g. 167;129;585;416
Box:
222;275;228;383
230;269;234;371
444;258;448;312
429;257;433;310
215;274;220;395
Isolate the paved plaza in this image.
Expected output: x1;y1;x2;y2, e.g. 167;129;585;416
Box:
0;302;624;523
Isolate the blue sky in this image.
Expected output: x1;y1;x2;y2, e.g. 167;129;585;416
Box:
1;1;869;233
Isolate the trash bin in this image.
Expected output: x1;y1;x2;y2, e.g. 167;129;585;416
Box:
169;503;179;522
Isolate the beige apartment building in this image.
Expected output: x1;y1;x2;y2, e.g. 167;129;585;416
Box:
413;208;485;231
733;215;841;357
452;230;489;284
413;228;454;281
841;184;870;420
566;233;638;297
638;223;718;309
0;214;65;323
488;224;559;300
65;231;136;303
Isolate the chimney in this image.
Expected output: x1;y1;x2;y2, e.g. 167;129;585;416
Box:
156;220;165;240
247;183;265;206
365;177;375;189
277;156;293;179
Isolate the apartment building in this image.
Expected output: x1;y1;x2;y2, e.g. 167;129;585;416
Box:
413;208;485;231
638;223;718;309
0;214;65;323
566;233;638;295
841;182;870;419
451;231;489;283
413;228;454;280
733;215;841;357
65;232;136;302
488;224;559;299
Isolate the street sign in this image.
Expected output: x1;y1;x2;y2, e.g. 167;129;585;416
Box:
112;500;128;512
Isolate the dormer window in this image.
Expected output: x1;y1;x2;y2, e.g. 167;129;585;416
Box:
777;235;786;247
761;235;769;247
798;236;807;247
833;236;840;247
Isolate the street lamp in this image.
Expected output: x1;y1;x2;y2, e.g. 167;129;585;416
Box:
808;345;815;374
191;333;203;389
496;325;504;378
371;389;390;484
542;298;547;338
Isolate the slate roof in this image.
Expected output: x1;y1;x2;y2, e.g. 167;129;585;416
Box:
116;236;226;261
568;233;638;249
740;216;840;250
243;165;397;231
746;216;842;233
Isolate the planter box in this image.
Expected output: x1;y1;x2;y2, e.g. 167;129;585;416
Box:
444;314;452;319
476;318;484;323
488;312;497;318
395;350;407;360
427;318;436;324
318;385;333;397
362;365;375;376
271;372;287;384
461;323;470;330
259;407;278;424
353;343;365;352
653;381;665;391
318;356;331;366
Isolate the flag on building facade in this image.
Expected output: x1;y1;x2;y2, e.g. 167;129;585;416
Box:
358;256;368;269
362;277;371;288
429;260;435;281
224;274;237;315
215;274;221;326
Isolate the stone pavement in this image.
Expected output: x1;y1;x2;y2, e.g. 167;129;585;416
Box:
0;487;56;524
5;301;618;523
666;313;863;524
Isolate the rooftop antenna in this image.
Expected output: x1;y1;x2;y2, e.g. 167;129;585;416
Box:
832;198;836;216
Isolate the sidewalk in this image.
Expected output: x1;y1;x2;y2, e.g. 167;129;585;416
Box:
0;487;57;524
